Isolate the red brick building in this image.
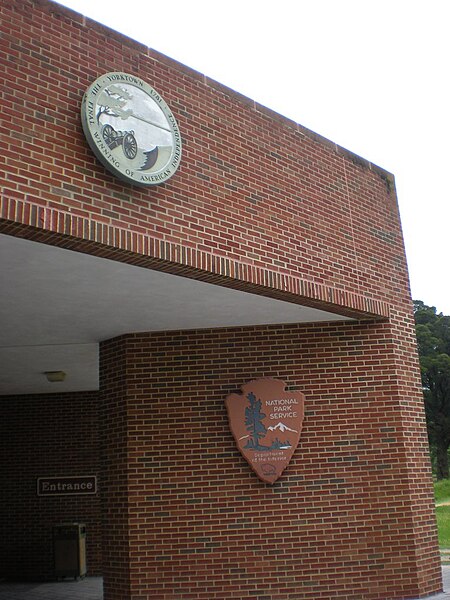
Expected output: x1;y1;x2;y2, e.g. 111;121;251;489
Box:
0;1;442;598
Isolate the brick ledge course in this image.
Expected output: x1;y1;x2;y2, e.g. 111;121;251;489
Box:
0;196;390;321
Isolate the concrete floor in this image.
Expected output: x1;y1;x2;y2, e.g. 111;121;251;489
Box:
0;577;102;599
0;570;449;599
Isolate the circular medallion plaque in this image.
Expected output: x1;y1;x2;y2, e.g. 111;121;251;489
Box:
81;72;182;186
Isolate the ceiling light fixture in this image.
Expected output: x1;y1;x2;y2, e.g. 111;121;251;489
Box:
44;371;66;383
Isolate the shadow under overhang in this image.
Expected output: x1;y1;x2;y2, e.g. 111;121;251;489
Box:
0;234;356;395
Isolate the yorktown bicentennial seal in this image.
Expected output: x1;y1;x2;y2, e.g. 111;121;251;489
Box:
81;72;182;186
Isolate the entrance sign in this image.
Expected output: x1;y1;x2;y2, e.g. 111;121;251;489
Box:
37;476;97;496
81;72;182;186
225;379;305;484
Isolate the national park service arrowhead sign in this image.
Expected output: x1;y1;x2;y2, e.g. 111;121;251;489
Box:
225;379;305;484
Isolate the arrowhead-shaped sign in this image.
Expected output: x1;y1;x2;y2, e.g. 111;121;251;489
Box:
225;379;305;484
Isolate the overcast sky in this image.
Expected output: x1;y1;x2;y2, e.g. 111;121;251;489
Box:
56;0;450;314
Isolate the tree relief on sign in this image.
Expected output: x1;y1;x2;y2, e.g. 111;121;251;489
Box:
81;72;182;186
225;379;305;484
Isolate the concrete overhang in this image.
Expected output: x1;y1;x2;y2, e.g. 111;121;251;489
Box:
0;233;358;395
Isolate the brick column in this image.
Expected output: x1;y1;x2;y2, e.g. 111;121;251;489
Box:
100;336;132;600
99;320;441;600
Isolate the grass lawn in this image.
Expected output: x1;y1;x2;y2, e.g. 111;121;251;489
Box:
436;506;450;547
434;479;450;504
434;480;450;549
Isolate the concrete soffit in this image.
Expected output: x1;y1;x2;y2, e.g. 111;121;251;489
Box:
0;215;389;396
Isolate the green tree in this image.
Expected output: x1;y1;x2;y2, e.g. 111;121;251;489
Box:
414;300;450;479
245;392;267;450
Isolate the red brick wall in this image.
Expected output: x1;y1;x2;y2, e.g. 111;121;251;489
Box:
101;322;440;600
0;392;102;580
99;336;132;599
1;0;405;312
0;0;442;598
